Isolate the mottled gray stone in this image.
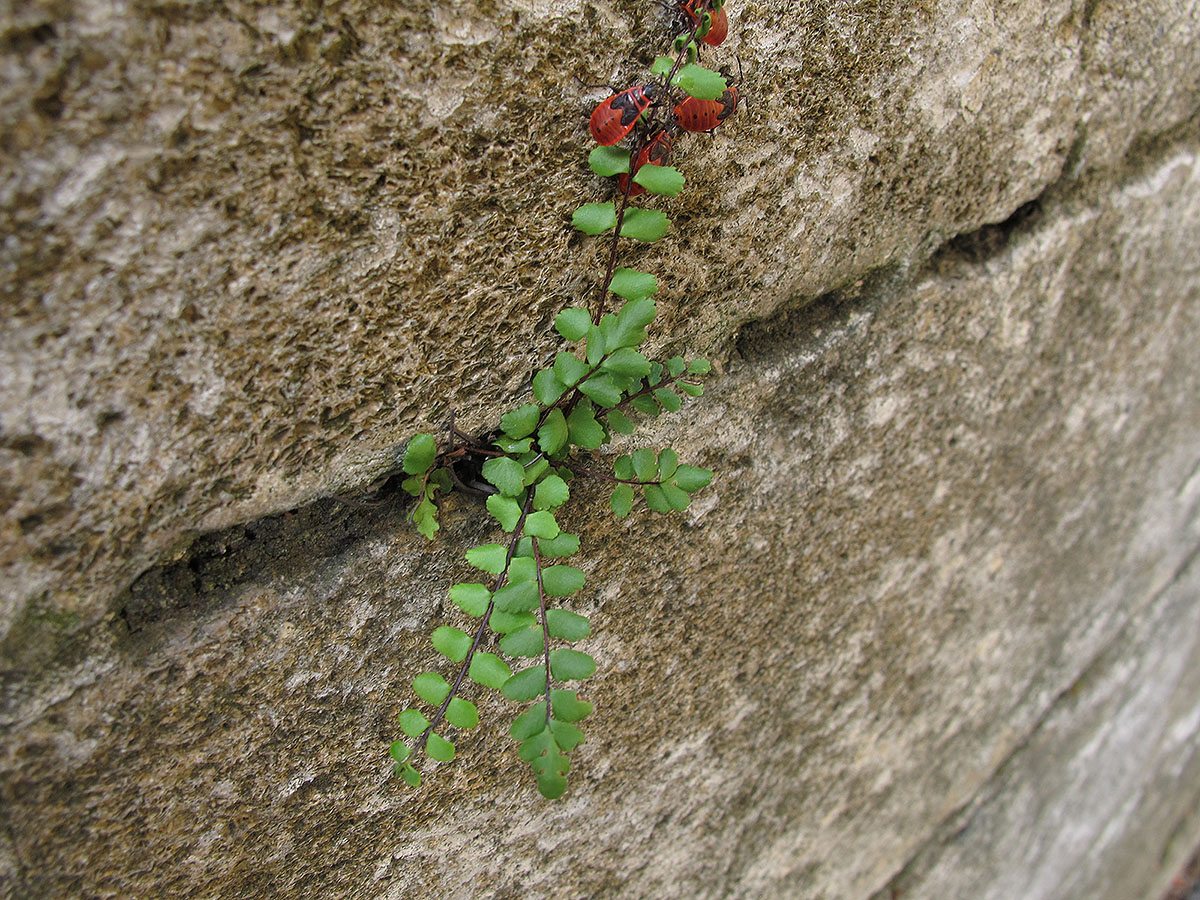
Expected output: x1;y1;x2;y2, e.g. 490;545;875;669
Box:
2;0;1200;897
877;546;1200;900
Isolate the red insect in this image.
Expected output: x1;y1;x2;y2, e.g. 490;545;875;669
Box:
680;0;728;46
617;130;674;197
590;84;661;145
673;85;739;132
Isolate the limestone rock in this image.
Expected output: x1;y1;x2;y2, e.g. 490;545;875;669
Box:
2;0;1199;897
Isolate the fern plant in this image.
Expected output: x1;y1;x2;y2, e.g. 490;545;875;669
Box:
390;0;732;799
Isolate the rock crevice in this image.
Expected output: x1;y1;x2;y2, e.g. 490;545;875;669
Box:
4;1;1200;897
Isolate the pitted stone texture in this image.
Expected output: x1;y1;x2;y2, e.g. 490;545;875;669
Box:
3;0;1199;638
873;549;1200;900
2;137;1199;898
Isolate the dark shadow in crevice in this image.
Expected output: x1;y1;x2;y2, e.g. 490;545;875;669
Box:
0;472;423;721
1119;105;1200;184
114;476;414;636
731;103;1200;375
932;198;1043;267
732;189;1053;370
732;264;905;367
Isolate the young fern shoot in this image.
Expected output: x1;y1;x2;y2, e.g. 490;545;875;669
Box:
392;302;712;797
391;0;731;798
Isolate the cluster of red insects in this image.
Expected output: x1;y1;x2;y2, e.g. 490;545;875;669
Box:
587;0;738;197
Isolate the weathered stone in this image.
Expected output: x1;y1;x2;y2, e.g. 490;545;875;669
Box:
4;0;1198;632
878;548;1200;900
2;0;1199;897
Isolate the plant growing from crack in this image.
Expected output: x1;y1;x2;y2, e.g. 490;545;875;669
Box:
390;0;734;799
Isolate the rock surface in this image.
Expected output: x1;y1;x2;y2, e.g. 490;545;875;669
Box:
2;0;1199;897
